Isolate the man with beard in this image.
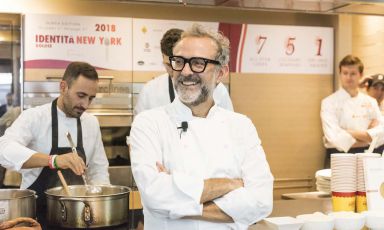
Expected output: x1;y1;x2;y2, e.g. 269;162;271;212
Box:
134;28;233;116
0;62;110;226
130;24;273;229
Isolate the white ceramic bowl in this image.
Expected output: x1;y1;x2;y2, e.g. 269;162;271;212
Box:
328;211;365;230
296;212;334;230
363;210;384;230
263;217;303;230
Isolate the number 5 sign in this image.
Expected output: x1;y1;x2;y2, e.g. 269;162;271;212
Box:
237;24;333;74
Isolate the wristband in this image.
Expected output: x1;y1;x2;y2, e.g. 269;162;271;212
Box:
53;155;60;169
48;155;55;169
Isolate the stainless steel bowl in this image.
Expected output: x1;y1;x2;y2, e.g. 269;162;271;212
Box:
0;189;36;222
45;185;130;228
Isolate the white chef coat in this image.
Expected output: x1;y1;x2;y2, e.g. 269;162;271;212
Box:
358;87;384;116
0;102;110;189
321;88;384;152
133;73;234;115
130;97;273;230
379;102;384;116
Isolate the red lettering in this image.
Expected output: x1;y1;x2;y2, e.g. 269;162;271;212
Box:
76;36;96;44
110;37;122;45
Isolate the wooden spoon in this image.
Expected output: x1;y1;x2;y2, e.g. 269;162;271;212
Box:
57;170;71;196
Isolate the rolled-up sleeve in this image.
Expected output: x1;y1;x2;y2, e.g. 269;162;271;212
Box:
214;118;273;226
0;109;38;171
320;99;355;152
130;113;204;219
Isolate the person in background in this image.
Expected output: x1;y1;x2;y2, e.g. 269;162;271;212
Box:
133;28;233;116
0;92;21;136
0;62;110;226
0;92;14;117
130;24;273;229
321;55;384;159
0;92;21;187
359;73;384;114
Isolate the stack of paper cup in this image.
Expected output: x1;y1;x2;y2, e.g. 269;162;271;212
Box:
356;153;381;213
331;153;357;212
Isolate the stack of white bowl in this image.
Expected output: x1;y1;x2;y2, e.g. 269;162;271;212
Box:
363;210;384;230
356;153;381;193
315;169;331;193
331;154;357;193
328;211;365;230
296;212;334;230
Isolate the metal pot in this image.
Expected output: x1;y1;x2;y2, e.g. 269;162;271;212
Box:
0;189;36;222
45;185;130;228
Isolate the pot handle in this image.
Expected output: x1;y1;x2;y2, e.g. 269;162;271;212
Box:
83;202;92;226
59;197;93;226
58;199;67;222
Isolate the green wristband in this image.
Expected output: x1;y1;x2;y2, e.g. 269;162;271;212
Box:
53;156;60;169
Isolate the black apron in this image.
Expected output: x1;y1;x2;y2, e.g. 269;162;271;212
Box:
28;98;86;227
168;75;175;103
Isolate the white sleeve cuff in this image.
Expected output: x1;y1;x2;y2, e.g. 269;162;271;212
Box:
214;187;272;226
169;203;203;219
367;127;382;144
333;133;356;152
173;171;204;204
169;171;204;218
214;188;250;224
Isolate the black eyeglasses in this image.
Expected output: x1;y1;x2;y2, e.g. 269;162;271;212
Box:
169;56;221;73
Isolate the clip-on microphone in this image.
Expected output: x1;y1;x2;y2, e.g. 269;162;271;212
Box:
177;121;188;138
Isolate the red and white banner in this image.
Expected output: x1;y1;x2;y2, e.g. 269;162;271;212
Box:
24;14;132;71
24;15;334;74
236;24;333;74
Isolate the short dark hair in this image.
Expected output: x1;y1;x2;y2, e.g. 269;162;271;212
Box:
160;28;183;57
339;55;364;74
62;62;98;87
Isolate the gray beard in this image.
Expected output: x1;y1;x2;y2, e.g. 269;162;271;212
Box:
174;72;216;107
184;86;209;107
175;81;210;107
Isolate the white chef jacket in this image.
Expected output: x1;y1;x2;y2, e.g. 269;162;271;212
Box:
0;102;110;189
358;87;384;116
133;73;234;115
130;97;273;230
379;102;384;116
321;88;384;152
